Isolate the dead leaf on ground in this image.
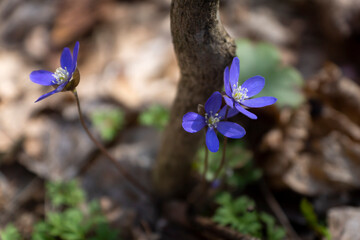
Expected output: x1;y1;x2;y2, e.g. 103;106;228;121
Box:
260;63;360;195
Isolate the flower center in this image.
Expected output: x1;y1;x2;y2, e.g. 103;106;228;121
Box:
205;112;221;129
52;67;70;85
232;84;248;103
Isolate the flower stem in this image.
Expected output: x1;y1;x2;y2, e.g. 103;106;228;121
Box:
73;90;151;197
213;107;229;181
187;129;210;204
213;137;227;180
201;130;209;184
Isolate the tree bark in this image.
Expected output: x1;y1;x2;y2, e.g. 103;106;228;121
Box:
153;0;235;199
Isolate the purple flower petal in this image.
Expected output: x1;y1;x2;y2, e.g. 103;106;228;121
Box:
242;96;277;108
60;47;73;72
182;112;206;133
72;42;80;72
219;106;227;118
217;121;246;139
206;128;219;152
224;66;231;96
235;103;257;119
34;89;58;102
205;91;222;114
241;76;265;97
223;95;234;108
211;179;221;189
227;107;239;118
219;105;238;119
34;81;68;102
229;57;240;89
30;70;56;86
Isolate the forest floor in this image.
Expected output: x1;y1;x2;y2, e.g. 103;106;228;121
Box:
1;0;360;239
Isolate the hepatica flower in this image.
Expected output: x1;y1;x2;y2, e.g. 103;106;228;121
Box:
182;92;246;152
223;57;277;119
30;42;80;102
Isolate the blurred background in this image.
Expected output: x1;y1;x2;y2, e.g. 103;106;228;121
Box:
1;0;360;239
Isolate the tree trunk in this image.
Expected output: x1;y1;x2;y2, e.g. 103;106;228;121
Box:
153;0;235;199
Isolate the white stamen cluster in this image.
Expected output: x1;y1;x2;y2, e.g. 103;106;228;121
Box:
232;84;248;103
205;111;221;129
52;67;70;85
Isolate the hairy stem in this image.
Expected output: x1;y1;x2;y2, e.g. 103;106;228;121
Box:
73;90;150;197
187;129;209;204
213;106;229;181
213;137;227;181
202;131;209;184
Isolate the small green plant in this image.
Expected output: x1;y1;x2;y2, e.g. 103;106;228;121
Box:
32;201;118;240
213;192;285;239
1;180;120;240
236;39;304;108
91;109;125;141
259;212;287;240
46;180;85;208
300;198;331;240
0;224;22;240
139;105;169;130
32;180;119;240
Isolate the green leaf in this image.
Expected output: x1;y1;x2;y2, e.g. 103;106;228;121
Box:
32;222;54;240
236;39;304;108
89;223;119;240
213;193;285;239
0;224;22;240
300;198;332;240
213;193;262;237
259;212;286;240
91;109;125;141
46;180;85;208
300;198;318;226
139;105;169;130
32;180;120;240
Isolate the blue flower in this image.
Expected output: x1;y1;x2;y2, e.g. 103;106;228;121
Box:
223;57;277;119
211;179;221;189
182;92;246;152
30;42;80;102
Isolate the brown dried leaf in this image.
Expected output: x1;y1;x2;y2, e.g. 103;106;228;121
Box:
328;207;360;240
261;64;360;195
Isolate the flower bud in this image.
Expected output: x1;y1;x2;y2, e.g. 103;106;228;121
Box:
62;68;80;92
